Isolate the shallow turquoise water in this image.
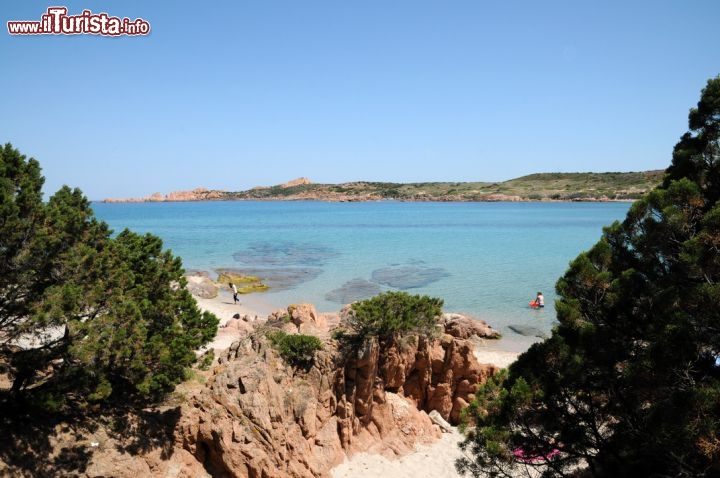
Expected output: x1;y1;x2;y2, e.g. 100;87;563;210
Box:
92;201;630;351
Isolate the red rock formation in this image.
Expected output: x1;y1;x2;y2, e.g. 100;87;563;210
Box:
173;303;499;477
23;304;499;477
279;177;313;188
442;312;500;340
103;187;226;203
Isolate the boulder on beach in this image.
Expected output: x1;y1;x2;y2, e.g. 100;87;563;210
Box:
185;273;218;298
443;313;500;339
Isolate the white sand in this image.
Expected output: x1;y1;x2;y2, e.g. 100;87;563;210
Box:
194;291;270;352
332;428;471;478
194;290;270;324
192;290;520;478
473;347;520;369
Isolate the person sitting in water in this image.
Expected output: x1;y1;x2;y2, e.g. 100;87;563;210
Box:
534;291;545;308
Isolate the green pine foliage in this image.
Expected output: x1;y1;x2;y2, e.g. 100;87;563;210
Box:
457;77;720;476
346;291;443;340
0;144;218;406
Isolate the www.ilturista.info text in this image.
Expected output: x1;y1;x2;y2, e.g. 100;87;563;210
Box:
7;7;150;36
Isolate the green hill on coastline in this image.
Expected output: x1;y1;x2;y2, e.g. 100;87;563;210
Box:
104;170;665;203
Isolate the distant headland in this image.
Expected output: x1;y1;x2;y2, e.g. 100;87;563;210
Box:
103;171;664;203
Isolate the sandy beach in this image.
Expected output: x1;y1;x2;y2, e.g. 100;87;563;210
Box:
194;289;519;478
331;428;469;478
193;291;269;352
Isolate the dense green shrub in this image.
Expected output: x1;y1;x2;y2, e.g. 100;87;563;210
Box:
267;330;323;368
346;291;443;340
0;143;218;406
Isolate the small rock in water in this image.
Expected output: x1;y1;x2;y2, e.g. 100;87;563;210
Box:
219;267;322;290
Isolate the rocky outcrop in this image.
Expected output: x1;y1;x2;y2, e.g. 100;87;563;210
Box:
179;338;338;476
104;180;313;203
104;187;226;203
266;304;339;339
179;339;351;477
185;272;219;299
222;316;255;335
279;177;313;188
175;303;498;477
442;313;500;340
9;304;499;477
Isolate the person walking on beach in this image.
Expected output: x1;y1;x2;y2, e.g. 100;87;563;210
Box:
230;282;240;305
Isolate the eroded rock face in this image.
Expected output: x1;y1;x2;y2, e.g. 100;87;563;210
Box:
173;304;498;477
180;338;342;477
44;304;498;478
267;303;337;339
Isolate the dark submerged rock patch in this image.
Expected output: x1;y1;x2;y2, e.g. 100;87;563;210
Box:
232;241;339;267
325;278;383;304
507;324;548;338
371;265;449;289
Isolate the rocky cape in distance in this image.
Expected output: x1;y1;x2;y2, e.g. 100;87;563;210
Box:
103;171;664;203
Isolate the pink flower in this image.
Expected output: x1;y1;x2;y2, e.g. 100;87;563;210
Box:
512;447;560;463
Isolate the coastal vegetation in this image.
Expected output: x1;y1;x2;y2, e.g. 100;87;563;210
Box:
345;291;444;340
0;143;219;408
233;171;661;201
458;77;720;476
104;170;663;203
266;329;323;369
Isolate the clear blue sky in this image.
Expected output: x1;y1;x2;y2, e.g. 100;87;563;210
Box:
2;1;719;200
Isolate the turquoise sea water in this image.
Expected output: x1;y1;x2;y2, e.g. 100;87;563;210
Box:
92;201;630;352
